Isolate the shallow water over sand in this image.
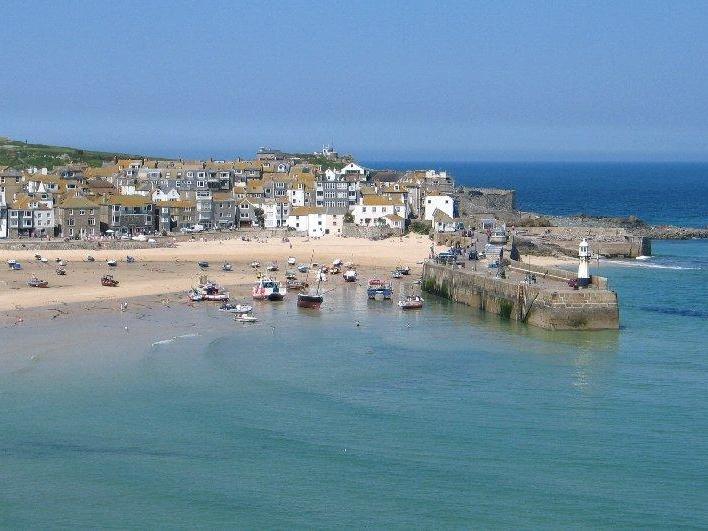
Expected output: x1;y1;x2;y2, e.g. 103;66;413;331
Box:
1;240;706;527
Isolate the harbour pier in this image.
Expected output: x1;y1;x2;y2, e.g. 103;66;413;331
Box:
422;259;620;331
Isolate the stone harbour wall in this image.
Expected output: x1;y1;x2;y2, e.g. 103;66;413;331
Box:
422;262;619;330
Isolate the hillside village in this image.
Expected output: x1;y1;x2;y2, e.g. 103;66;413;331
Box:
0;145;466;240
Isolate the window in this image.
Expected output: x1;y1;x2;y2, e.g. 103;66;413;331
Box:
68;209;74;216
187;171;194;178
176;181;181;188
198;172;205;178
68;218;75;226
197;181;205;188
88;218;95;226
69;228;74;236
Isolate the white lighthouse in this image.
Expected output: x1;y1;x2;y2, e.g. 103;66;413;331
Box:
578;238;591;287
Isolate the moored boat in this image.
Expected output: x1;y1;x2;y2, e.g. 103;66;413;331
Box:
252;278;286;301
286;279;308;291
343;269;357;282
198;261;209;268
398;295;424;310
56;267;66;275
297;292;323;308
234;312;258;323
222;262;233;272
107;260;118;267
367;279;393;300
287;256;297;265
219;303;253;313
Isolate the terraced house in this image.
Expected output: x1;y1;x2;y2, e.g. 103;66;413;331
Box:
57;197;100;238
101;195;154;235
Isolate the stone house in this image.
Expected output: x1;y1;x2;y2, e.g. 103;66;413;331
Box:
57;197;100;239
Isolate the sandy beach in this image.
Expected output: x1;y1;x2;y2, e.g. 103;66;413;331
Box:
0;234;571;324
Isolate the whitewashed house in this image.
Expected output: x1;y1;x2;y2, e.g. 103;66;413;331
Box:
350;196;408;227
152;189;181;202
424;194;455;222
287;207;344;237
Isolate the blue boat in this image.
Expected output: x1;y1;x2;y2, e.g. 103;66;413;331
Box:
367;279;393;300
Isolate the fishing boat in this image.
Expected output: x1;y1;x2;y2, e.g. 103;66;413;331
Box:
287;256;297;266
27;276;48;288
398;295;424;310
56;267;66;275
107;260;118;267
343;269;357;282
200;281;229;301
126;255;135;263
197;261;209;268
250;261;260;268
332;259;343;267
252;278;286;301
297;261;325;309
391;270;403;279
395;265;411;275
285;269;297;280
101;274;119;287
367;279;393;300
234;313;258;323
219;303;253;313
297;264;309;273
59;260;67;267
266;262;279;272
222;262;233;272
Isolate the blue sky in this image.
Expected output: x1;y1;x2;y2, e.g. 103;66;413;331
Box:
2;0;707;161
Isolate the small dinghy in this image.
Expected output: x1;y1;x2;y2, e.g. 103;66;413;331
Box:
398;295;424;310
391;270;403;279
126;255;135;263
188;289;204;302
287;256;297;266
266;262;279;272
56;267;66;276
40;257;49;263
332;259;343;267
297;264;309;273
250;261;260;268
107;260;118;267
86;255;95;262
59;260;67;267
234;313;258;323
198;261;209;269
35;254;42;260
219;303;253;314
343;269;357;282
27;276;48;288
222;262;233;272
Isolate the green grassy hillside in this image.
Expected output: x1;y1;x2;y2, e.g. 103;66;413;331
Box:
0;136;155;170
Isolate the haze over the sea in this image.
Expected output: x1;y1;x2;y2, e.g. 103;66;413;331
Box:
3;0;708;162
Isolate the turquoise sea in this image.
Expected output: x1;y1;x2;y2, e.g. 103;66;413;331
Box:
1;239;706;527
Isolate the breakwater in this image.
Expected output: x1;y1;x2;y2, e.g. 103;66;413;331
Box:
422;261;619;330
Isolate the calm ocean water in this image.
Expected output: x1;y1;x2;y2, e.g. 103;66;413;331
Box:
1;240;706;528
367;161;708;227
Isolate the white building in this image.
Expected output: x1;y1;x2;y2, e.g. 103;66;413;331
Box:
286;207;344;237
152;189;181;202
255;198;290;228
424;194;455;222
350;196;408;227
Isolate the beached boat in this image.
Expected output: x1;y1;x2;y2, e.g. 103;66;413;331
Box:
40;257;49;263
285;269;297;280
367;279;393;300
332;259;343;267
391;270;403;279
56;267;66;275
59;260;67;267
266;262;279;272
250;261;260;268
395;265;411;275
101;274;119;287
297;291;323;309
343;269;357;282
34;254;42;260
287;256;297;265
222;262;233;272
188;289;204;301
126;255;135;263
330;266;341;275
107;260;118;267
198;261;209;268
27;276;48;288
219;303;253;313
398;295;424;310
252;278;286;301
234;313;258;323
286;279;308;291
86;255;95;262
200;281;229;301
297;264;309;273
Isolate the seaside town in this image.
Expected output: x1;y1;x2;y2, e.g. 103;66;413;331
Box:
0;141;702;329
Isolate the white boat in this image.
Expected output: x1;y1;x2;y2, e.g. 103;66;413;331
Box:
222;262;233;271
107;260;118;267
219;303;253;313
250;261;260;268
343;269;357;282
234;313;258;323
266;262;279;272
332;258;343;267
398;295;424;310
287;256;297;265
40;257;48;263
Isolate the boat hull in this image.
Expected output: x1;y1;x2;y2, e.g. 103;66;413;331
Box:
297;294;323;308
267;293;285;301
